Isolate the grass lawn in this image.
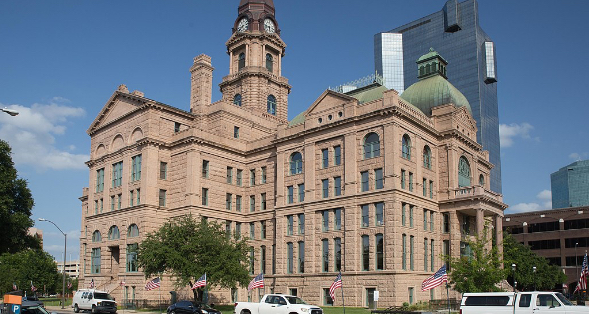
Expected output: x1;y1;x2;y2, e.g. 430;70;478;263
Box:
216;306;372;314
39;298;73;306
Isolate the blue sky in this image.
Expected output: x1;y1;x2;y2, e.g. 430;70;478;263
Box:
1;0;588;261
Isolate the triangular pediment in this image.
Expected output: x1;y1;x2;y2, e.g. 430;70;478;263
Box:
454;106;478;132
87;91;143;135
305;90;356;117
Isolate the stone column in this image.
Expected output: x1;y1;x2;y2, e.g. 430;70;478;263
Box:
476;209;485;235
304;144;315;201
344;132;357;194
495;215;503;256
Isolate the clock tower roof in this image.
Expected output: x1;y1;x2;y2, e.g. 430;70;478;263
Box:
235;0;278;34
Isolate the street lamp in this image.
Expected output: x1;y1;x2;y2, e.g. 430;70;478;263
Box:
575;242;579;286
1;107;19;116
522;222;528;245
533;266;537;291
39;218;67;309
512;263;517;292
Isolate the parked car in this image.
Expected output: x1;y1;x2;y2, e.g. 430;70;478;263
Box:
22;295;44;307
167;301;221;314
20;301;56;314
72;289;117;314
234;294;323;314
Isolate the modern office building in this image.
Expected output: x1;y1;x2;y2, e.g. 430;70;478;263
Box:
56;260;80;278
551;160;589;209
503;206;589;293
375;0;501;193
79;0;506;308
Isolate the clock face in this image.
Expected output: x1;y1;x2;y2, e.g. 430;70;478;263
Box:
237;18;248;32
263;18;275;33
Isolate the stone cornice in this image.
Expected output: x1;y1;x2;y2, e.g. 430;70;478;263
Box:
86;137;166;168
225;32;286;55
219;66;291;91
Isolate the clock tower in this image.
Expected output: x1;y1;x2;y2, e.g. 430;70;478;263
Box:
219;0;291;124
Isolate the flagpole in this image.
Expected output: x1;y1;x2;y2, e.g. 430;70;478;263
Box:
341;272;345;314
158;277;162;314
446;283;450;314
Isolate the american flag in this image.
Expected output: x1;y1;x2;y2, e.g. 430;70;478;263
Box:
145;277;161;291
247;273;264;291
191;273;207;290
67;282;72;289
89;279;95;289
574;253;588;293
329;272;342;302
30;281;37;292
421;265;448;291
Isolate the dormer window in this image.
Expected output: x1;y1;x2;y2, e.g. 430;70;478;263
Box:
266;54;273;73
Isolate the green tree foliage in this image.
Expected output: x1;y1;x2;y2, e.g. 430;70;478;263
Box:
446;230;505;293
0;249;61;295
503;234;566;291
137;215;251;300
0;139;39;254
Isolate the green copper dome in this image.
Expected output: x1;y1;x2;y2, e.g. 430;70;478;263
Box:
400;48;471;116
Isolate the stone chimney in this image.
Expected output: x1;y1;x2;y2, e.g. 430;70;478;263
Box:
190;54;214;114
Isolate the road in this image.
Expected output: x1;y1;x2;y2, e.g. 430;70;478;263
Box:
44;306;163;314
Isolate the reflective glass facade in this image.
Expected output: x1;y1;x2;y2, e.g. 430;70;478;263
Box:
551;160;589;208
375;0;502;192
374;33;404;93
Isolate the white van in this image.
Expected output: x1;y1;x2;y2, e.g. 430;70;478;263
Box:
460;291;589;314
72;289;117;314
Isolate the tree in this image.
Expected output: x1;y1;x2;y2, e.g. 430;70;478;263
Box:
503;234;566;291
446;230;505;293
137;215;251;301
0;139;39;254
0;249;61;295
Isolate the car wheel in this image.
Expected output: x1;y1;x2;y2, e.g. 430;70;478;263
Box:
240;310;250;314
74;304;80;313
92;305;97;314
170;311;175;314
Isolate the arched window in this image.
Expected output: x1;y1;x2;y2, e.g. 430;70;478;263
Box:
402;134;412;160
128;224;139;237
238;53;245;71
479;174;485;187
289;152;303;175
108;226;120;240
92;230;101;242
233;94;242;106
458;156;471;187
363;133;380;159
267;95;276;115
266;53;273;72
423;146;432;169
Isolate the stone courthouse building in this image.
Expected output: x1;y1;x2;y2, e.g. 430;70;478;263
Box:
79;0;507;308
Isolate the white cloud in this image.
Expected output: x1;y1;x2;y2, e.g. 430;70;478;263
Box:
569;152;588;161
0;99;89;171
508;189;552;214
499;122;535;148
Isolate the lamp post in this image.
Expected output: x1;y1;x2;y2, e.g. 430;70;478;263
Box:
575;242;579;288
522;222;528;245
39;218;67;309
512;263;517;292
533;266;537;291
1;107;19;116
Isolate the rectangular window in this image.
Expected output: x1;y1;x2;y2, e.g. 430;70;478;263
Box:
430;211;434;231
334;237;342;271
272;244;276;274
298;183;305;202
159;189;166;206
233;126;239;139
298;213;305;234
334;208;342;230
249;195;255;212
361;204;369;227
99;198;103;212
376;234;384;270
322;179;329;198
126;244;138;272
236;169;242;186
160;162;167;180
202;188;208;206
402;203;406;226
287;243;293;274
96;168;104;192
410;205;414;227
110;195;115;211
91;248;101;274
409;172;413;191
409;287;414;305
322;148;329;168
226;193;232;210
174;122;181;133
287;186;294;204
362;235;369;271
225;221;231;237
322;210;329;232
261;221;266;239
402;234;407;270
202;160;209;178
131;155;142;181
423;178;427;196
250;169;256;186
424;209;428;230
260;193;266;210
375;202;384;226
431;239;435;271
410;235;414;270
260;246;266;274
429;180;434;198
235;222;241;239
375;168;383;189
261;166;267;184
323;288;334;306
249;247;254;274
236;195;242;212
424;238;428;271
334;145;341;165
136;189;140;205
117;194;122;210
361;171;369;192
129;190;134;207
112;161;123;187
298;242;305;273
443;213;450;233
401;169;406;189
322;239;329;272
249;222;255;239
287;215;293;235
334;176;342;196
227;167;233;184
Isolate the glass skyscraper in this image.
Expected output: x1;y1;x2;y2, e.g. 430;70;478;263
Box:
551;160;589;209
375;0;501;192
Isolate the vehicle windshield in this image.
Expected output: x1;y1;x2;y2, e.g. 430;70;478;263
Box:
555;293;573;306
285;296;307;305
193;303;215;310
94;293;115;300
22;306;50;314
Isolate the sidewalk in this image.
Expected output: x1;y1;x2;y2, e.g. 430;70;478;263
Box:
44;306;164;314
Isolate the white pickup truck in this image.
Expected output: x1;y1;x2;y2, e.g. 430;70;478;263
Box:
234;294;323;314
460;291;589;314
